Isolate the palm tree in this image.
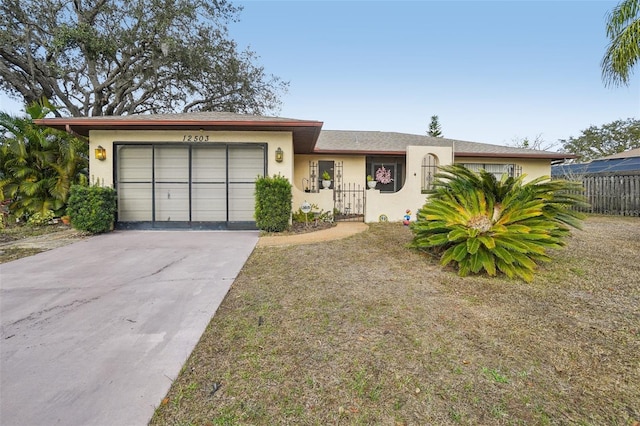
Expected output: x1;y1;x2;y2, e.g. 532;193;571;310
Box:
410;165;586;282
0;99;88;218
602;0;640;87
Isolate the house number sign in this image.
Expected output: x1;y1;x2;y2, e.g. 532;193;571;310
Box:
182;134;210;142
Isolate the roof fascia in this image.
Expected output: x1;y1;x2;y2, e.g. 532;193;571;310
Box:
455;152;577;160
311;149;406;156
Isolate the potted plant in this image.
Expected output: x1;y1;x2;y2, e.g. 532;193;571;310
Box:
367;175;377;189
321;170;332;189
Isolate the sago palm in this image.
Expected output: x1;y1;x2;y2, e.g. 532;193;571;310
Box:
410;165;586;282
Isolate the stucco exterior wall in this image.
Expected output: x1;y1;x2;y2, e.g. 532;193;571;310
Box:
365;146;453;223
293;154;366;191
454;157;551;182
293;146;454;223
292;154;366;214
88;130;294;187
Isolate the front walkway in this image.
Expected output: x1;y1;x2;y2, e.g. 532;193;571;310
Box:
256;222;369;247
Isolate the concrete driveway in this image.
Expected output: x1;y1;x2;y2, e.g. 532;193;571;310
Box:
0;230;258;426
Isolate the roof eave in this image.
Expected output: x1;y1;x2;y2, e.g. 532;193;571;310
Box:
34;117;323;134
454;152;577;160
312;149;406;156
33;117;324;152
313;149;576;160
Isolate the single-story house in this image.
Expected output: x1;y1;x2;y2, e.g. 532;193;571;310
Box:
36;112;572;229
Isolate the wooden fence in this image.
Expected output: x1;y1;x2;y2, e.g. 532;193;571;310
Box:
574;173;640;216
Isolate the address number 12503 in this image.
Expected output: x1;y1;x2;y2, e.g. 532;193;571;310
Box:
183;135;210;142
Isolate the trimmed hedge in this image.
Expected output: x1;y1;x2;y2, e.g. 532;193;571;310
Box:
255;175;292;232
67;185;117;234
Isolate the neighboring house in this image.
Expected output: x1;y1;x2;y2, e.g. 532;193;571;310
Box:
551;147;640;217
552;147;640;177
36;112;571;229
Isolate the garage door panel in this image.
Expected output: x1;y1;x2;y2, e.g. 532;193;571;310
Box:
118;146;152;181
192;147;226;182
155;147;189;181
118;183;152;221
228;147;264;181
192;185;226;221
155;183;189;221
228;184;255;221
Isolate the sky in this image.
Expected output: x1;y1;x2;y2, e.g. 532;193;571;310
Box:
1;0;639;150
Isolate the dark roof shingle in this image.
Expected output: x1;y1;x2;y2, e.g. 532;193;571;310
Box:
316;130;571;160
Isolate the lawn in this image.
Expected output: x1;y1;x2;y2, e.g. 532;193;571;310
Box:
0;222;87;264
151;215;639;425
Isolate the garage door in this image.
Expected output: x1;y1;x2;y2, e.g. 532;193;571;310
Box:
115;143;266;229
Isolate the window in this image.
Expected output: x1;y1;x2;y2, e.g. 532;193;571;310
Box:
366;157;405;193
459;163;522;180
421;154;438;192
318;160;334;190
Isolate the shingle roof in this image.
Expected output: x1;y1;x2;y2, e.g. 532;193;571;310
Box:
599;147;640;160
35;112;324;152
35;112;572;160
316;130;571;160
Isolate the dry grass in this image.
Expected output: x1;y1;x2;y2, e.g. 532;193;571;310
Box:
151;215;640;425
0;223;88;264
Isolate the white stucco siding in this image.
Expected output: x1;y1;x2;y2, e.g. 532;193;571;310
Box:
293;154;366;191
292;154;366;215
365;146;454;223
293;146;454;223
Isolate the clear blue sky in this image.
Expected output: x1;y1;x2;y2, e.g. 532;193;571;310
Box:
1;0;638;150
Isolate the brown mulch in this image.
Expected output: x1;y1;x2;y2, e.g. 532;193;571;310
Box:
262;220;336;236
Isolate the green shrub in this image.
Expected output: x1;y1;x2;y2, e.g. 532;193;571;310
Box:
255;175;292;232
67;184;117;234
27;209;55;226
410;165;586;282
292;203;333;224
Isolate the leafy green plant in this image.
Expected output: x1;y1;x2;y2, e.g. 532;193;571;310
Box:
67;184;116;234
255;175;292;232
322;170;331;180
411;165;586;282
0;98;88;218
292;204;332;224
26;209;54;226
292;203;317;223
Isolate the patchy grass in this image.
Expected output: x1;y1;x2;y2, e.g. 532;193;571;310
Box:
152;215;634;424
0;222;71;243
0;222;88;264
0;247;48;263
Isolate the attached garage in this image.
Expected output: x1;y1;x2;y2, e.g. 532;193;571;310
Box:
116;143;266;229
34;112;324;230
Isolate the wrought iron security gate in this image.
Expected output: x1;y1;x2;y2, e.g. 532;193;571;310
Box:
333;164;365;221
334;182;366;221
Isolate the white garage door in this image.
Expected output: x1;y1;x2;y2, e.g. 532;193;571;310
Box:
116;143;266;229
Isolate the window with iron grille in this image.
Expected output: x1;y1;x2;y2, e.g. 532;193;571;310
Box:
459;163;522;180
421;154;439;192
